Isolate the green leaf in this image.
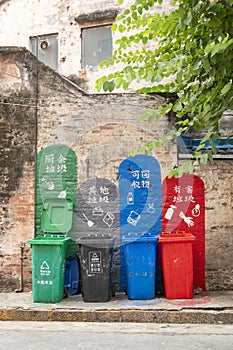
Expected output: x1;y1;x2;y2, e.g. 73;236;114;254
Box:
204;42;215;55
112;23;118;32
138;6;143;15
132;11;138;21
108;81;115;92
169;161;194;179
202;57;211;73
207;150;213;162
103;80;115;92
212;143;218;154
115;77;123;88
103;81;110;92
221;80;232;96
168;169;178;179
173;101;183;112
94;76;107;91
176;70;183;83
119;24;126;33
200;154;208;164
209;37;233;57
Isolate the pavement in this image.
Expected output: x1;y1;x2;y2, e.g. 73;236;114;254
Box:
0;290;232;324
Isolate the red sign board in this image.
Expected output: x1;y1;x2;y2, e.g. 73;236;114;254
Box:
162;174;205;291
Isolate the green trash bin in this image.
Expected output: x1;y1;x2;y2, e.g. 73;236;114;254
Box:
28;236;70;303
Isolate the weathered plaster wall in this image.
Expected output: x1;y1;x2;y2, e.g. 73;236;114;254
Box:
0;0;175;92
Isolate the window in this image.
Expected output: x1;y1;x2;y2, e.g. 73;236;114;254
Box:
81;25;112;69
30;33;58;71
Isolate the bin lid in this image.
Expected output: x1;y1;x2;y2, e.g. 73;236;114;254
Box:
77;234;115;247
27;236;70;245
122;233;158;244
41;198;73;233
158;232;195;243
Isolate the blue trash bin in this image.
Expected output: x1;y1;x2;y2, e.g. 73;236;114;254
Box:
122;233;158;300
64;255;80;296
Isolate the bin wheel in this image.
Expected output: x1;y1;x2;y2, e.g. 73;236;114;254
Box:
124;286;127;295
112;283;116;297
64;286;69;298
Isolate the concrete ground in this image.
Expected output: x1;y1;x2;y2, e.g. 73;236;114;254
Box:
0;290;232;324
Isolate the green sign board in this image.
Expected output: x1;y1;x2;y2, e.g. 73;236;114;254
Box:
35;144;77;254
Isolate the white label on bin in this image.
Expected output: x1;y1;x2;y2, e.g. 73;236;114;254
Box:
88;251;103;274
40;260;51;276
37;280;53;285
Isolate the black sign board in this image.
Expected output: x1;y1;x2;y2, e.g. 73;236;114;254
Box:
77;178;119;238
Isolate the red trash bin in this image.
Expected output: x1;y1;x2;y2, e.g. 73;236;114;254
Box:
159;232;195;299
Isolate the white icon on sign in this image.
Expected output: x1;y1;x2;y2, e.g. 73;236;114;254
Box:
92;252;98;259
92;207;104;216
40;261;51;276
82;213;94;228
103;212;115;227
41;177;55;191
127;192;134;205
165;205;177;220
47;182;55;191
179;211;194;227
58;189;66;198
192;204;201;217
147;203;156;214
41;261;49;270
127;211;141;226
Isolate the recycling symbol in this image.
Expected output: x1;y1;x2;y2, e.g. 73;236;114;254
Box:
40;260;51;276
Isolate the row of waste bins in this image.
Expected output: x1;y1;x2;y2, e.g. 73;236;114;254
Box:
28;232;195;303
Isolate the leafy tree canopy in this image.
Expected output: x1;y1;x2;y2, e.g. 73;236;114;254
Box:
95;0;233;177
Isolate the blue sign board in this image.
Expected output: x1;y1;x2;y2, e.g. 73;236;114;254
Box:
118;154;162;291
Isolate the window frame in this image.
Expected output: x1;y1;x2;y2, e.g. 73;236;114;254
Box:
29;33;59;71
80;23;113;70
75;10;118;71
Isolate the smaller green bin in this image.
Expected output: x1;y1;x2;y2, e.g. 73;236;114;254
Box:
28;235;70;303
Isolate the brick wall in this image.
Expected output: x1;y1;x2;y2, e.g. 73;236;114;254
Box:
195;161;233;290
0;49;37;291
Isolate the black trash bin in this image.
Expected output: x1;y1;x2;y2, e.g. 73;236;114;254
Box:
77;234;115;302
